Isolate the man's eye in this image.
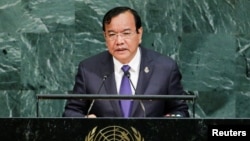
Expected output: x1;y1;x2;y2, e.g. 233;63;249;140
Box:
123;32;131;35
108;33;116;37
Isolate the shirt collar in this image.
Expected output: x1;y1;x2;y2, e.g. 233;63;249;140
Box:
113;47;141;73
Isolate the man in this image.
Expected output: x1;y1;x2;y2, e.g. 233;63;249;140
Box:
62;6;189;118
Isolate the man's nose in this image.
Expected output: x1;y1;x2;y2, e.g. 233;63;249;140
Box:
116;34;124;42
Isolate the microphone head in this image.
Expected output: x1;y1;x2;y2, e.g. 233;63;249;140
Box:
102;71;114;80
125;71;130;78
103;75;108;80
102;72;111;80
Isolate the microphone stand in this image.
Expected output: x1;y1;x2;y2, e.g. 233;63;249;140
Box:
86;75;108;117
125;72;146;117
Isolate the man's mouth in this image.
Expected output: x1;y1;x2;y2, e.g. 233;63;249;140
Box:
116;48;127;52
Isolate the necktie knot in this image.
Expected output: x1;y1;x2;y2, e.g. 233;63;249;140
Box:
121;65;130;73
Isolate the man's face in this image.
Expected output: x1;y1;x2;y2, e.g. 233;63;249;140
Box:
104;11;143;64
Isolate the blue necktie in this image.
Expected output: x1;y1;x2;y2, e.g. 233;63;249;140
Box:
119;65;132;117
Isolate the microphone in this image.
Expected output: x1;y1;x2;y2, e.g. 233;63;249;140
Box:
86;74;109;118
125;72;146;117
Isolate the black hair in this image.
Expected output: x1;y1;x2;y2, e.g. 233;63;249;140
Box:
102;6;142;32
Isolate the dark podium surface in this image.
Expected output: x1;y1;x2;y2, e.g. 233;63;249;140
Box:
0;118;250;141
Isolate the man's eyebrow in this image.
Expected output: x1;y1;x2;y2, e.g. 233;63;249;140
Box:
106;29;132;33
106;30;115;33
123;29;132;32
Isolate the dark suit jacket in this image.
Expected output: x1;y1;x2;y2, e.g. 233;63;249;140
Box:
62;46;189;117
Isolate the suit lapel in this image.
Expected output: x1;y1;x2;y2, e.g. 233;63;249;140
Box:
135;47;154;95
98;52;116;94
100;52;123;116
130;47;154;116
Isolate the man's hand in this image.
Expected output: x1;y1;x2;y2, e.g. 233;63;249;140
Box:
85;114;97;118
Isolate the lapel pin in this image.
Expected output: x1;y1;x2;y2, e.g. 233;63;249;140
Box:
144;66;149;73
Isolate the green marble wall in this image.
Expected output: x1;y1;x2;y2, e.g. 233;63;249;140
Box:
0;0;249;118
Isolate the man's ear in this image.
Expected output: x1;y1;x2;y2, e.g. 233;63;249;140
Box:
103;32;106;38
138;27;143;43
138;27;143;34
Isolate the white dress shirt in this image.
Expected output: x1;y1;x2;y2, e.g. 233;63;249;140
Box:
113;48;141;94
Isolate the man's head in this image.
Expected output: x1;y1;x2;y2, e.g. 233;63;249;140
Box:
103;6;143;64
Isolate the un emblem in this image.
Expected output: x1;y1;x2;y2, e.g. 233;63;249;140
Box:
85;125;144;141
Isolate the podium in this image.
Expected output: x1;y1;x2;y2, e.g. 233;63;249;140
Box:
0;118;250;141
